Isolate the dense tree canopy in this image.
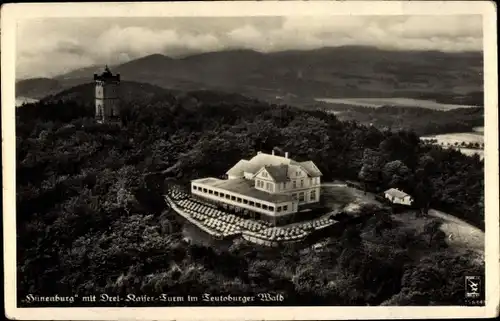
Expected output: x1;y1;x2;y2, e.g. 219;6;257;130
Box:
15;86;484;306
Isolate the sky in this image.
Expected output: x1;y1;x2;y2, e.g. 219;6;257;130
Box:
16;15;483;79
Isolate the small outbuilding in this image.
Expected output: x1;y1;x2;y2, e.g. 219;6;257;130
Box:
384;188;414;206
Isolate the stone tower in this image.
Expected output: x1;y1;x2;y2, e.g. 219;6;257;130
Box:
94;66;121;125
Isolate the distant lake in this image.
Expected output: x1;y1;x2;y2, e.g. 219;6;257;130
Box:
324;110;345;115
460;148;484;160
16;97;38;107
315;97;477;111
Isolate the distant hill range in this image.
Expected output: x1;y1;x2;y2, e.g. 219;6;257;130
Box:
16;46;483;106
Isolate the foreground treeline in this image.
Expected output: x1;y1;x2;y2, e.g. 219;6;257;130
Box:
16;86;484;305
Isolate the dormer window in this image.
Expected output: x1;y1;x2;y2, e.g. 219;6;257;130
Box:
262;171;267;177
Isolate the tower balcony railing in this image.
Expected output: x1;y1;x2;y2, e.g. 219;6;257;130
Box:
94;74;120;82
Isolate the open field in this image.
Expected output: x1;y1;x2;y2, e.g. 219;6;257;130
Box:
392;209;484;262
429;209;484;253
314;97;478;111
421;132;484;145
421;130;484;159
16;97;39;107
460;148;484;159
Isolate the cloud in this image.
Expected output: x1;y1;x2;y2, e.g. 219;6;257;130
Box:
89;26;223;61
16;15;482;79
276;15;482;51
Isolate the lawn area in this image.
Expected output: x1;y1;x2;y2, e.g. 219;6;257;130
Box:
429;209;484;252
390;209;485;261
321;183;382;214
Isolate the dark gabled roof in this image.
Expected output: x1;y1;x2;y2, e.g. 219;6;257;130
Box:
264;164;289;183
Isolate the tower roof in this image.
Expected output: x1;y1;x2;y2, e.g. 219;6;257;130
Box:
94;65;120;81
103;65;112;76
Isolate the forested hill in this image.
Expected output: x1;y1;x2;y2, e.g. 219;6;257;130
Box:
16;84;484;306
17;81;260;124
17;84;484;227
41;81;178;105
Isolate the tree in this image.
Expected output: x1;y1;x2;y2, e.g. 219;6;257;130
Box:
413;180;433;216
413;155;438;216
358;148;386;193
379;131;419;167
398;251;484;305
382;160;412;190
421;220;447;248
341;226;363;249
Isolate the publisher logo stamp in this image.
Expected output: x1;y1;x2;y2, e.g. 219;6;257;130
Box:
465;276;481;299
464;275;484;306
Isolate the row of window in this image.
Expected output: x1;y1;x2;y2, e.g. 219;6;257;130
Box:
264;170;303;178
192;185;289;213
291;189;317;202
256;179;273;192
292;177;320;188
256;180;274;192
256;177;320;192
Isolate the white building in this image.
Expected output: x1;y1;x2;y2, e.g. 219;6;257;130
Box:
191;151;322;225
384;188;414;206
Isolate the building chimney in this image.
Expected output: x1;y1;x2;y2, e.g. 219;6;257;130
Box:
285;152;289;159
